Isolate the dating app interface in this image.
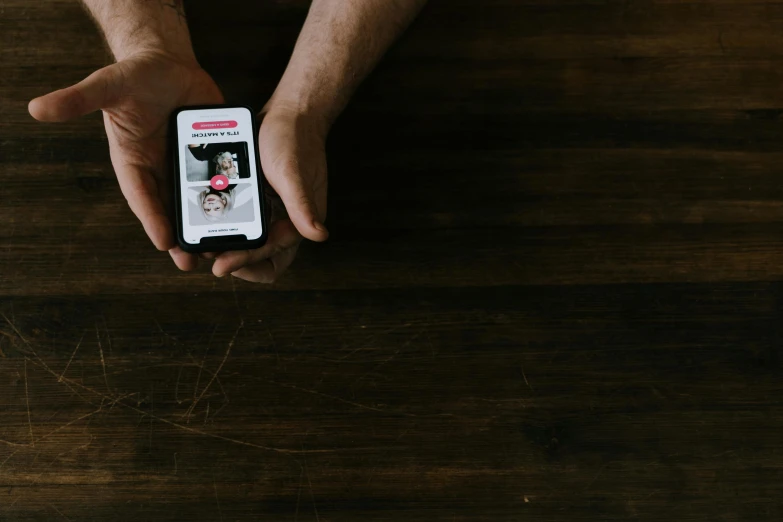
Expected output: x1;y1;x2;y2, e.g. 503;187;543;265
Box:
176;107;263;244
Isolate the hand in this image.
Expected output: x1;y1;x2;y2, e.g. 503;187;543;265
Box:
28;51;224;264
209;106;330;283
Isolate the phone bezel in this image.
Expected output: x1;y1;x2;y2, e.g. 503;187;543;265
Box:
170;104;268;253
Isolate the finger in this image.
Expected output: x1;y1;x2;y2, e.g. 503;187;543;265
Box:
229;260;275;284
212;219;300;277
113;160;174;251
231;244;299;284
169;247;198;271
200;252;218;260
101;111;175;251
29;64;123;122
262;152;328;243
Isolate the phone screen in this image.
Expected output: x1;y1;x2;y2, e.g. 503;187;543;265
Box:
174;107;264;248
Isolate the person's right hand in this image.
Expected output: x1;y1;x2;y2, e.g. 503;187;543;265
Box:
208;105;330;283
28;50;224;270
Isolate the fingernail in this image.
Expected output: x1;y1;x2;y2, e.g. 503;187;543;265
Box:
314;221;328;234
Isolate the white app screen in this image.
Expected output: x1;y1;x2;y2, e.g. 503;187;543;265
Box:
176;107;263;244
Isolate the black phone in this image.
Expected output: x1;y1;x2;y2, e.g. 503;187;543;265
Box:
170;105;267;253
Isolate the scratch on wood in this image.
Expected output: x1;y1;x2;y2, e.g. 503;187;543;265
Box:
23;354;334;455
55;435;94;462
338;323;413;360
45;404;67;422
0;436;26;448
0;447;22;470
35;392;134;446
59;333;84;382
184;321;243;422
583;462;610;493
192;323;219;404
295;466;304;521
351;330;422;387
96;323;110;393
110;391;138;411
1;391;133;460
7;330;98;407
90;361;229;401
214;478;224;522
101;315;113;356
303;450;320;522
154;318;179;344
24;358;34;447
14;451;73;505
1;312;33;356
268;379;390;414
175;366;183;404
520;362;533;391
294;324;308;347
269;376;460;419
149;384;154;453
47;503;72;521
267;326;280;364
241;373;460;418
95;314;114;356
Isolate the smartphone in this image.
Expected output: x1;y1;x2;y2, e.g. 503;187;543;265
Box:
170;105;267;253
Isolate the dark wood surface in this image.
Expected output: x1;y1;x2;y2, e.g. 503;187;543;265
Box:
2;0;783;520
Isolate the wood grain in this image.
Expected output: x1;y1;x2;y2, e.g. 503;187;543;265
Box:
2;0;783;520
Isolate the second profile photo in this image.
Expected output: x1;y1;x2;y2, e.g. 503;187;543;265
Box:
187;184;257;226
184;142;250;182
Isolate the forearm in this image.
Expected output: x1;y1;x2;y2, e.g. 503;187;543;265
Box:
266;0;427;131
81;0;196;63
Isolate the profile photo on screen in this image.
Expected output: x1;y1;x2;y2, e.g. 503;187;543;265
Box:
187;184;256;226
185;142;250;182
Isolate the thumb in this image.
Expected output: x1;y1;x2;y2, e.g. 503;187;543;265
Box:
28;64;124;122
264;156;329;243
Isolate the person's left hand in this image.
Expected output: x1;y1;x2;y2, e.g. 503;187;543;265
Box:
28;50;224;270
208;105;330;283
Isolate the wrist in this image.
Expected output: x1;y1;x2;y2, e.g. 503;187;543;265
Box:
261;96;333;142
111;33;198;66
83;0;198;66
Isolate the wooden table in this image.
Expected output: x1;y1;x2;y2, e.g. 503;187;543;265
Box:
2;1;783;519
